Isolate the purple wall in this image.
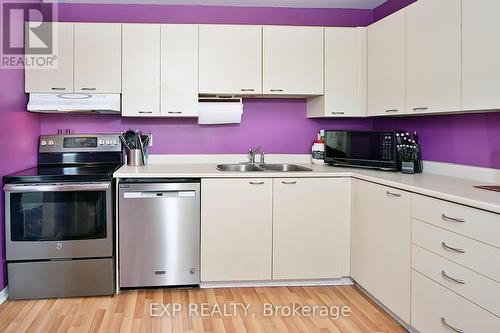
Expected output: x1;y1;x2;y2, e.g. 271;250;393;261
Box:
373;113;500;169
41;99;373;154
0;72;40;290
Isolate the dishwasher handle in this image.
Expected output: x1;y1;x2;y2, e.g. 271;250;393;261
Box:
123;190;196;199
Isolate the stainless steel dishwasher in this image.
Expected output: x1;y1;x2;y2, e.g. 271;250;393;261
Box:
118;179;200;288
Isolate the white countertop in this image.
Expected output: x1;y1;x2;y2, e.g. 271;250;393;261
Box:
114;163;500;214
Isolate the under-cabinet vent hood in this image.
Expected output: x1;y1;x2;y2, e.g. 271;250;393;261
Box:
27;93;121;114
198;97;243;125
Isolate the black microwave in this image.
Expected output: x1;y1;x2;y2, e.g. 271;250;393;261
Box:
324;130;397;171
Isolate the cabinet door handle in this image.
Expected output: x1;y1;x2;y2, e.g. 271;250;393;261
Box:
385;109;398;113
441;214;466;223
241;88;255;92
386;191;401;197
168;111;182;114
441;317;464;333
281;181;297;185
331;112;345;115
138;111;153;114
81;87;96;91
413;106;428;111
51;87;66;91
441;242;466;254
249;181;264;185
270;89;284;92
441;270;465;285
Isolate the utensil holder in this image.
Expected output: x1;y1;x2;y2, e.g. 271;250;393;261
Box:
127;149;145;167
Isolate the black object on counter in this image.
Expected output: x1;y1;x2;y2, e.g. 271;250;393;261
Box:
396;131;423;174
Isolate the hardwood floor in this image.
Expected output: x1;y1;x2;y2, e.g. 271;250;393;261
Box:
0;286;407;333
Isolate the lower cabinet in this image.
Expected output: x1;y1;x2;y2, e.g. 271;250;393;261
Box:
351;180;411;323
201;177;349;282
201;179;273;282
273;178;348;280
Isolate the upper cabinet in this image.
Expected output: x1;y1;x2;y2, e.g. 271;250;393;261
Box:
74;23;122;93
307;27;367;118
199;25;262;95
405;0;461;114
367;10;406;116
25;23;122;94
462;0;500;111
122;24;161;117
161;24;199;117
263;26;324;95
25;23;74;93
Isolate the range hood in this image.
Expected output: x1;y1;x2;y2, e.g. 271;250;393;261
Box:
27;93;121;114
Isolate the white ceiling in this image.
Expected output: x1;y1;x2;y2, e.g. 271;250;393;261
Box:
43;0;388;9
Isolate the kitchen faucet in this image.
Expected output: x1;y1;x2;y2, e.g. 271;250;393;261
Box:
248;146;265;164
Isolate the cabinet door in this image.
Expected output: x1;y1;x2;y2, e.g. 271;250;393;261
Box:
161;24;198;117
263;26;324;95
367;10;406;116
201;179;272;282
122;24;160;117
462;0;500;111
273;178;348;280
199;25;262;95
25;22;74;93
406;0;461;114
74;23;122;93
351;180;411;323
308;28;366;117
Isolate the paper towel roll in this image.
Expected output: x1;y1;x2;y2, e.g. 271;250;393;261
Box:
198;98;243;125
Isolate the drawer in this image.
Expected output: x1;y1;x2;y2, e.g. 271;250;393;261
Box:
412;220;500;283
412;194;500;248
412;244;500;317
411;270;500;333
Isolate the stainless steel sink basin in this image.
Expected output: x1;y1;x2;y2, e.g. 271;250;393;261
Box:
216;164;265;172
216;163;313;172
260;164;313;172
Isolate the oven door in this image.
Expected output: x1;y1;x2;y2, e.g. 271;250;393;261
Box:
4;182;113;261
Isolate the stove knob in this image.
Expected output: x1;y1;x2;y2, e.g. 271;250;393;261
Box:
106;139;111;145
48;140;55;146
113;139;118;145
99;139;104;145
41;140;47;146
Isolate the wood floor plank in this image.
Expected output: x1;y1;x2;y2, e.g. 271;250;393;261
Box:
0;286;407;333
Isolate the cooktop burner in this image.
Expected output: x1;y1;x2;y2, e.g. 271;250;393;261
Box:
474;185;500;193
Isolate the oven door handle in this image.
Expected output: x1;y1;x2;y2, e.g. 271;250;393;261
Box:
4;183;110;192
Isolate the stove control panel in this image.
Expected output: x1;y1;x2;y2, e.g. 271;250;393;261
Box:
39;134;122;153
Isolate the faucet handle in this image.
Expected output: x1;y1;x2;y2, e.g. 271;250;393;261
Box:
259;152;265;164
249;146;262;155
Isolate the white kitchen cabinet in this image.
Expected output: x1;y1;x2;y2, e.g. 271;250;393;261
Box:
367;10;406;116
406;0;461;114
307;27;367;117
74;23;122;93
199;25;262;95
263;26;324;95
462;0;500;111
25;22;74;93
201;179;272;282
273;178;349;280
122;24;161;117
351;180;411;323
161;24;198;117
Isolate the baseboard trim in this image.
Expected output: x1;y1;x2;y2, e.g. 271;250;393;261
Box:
0;287;8;305
200;277;354;289
355;283;416;333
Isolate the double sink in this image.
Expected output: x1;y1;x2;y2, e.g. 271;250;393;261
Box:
217;163;313;172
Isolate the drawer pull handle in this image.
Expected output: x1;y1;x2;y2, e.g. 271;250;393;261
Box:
270;89;284;92
331;112;345;115
441;242;466;254
281;181;297;185
386;191;402;197
138;111;153;114
168;111;183;114
249;181;264;185
240;88;255;92
441;270;465;285
441;317;464;333
51;87;66;91
81;87;96;91
413;106;429;111
385;109;398;113
441;214;466;223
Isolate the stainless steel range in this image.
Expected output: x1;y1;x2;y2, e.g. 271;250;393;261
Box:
3;134;122;299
